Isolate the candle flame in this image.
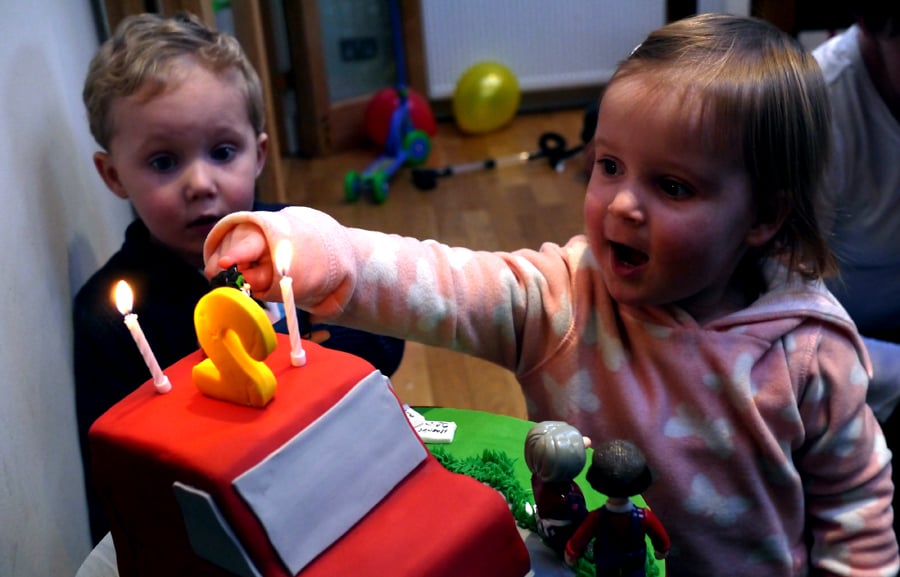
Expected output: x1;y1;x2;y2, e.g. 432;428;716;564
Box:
114;280;134;315
274;240;293;276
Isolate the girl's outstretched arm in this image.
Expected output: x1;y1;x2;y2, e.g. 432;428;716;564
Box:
204;205;578;373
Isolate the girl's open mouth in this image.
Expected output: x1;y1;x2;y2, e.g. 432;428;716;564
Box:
611;242;649;268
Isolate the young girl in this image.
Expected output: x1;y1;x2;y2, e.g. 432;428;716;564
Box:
204;13;898;576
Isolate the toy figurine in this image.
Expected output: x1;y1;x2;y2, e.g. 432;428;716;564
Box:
210;264;253;296
524;421;590;556
565;440;670;577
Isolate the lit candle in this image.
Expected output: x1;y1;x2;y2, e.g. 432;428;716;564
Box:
274;240;306;366
114;280;171;393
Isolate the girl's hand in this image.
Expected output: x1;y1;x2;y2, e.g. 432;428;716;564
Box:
205;206;347;312
205;222;276;296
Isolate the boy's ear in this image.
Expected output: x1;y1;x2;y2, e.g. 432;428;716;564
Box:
255;133;269;178
93;151;128;200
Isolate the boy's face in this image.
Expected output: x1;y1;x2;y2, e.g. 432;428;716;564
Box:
583;77;779;322
93;61;266;269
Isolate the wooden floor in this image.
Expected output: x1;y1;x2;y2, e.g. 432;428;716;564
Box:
283;107;590;419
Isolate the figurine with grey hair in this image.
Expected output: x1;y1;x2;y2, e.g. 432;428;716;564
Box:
524;421;590;555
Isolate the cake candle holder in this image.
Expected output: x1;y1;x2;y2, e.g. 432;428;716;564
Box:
114;280;172;393
274;240;306;366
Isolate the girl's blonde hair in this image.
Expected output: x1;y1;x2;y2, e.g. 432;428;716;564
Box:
609;13;836;279
83;12;264;150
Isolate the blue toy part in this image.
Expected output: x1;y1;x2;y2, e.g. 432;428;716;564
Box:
343;0;431;204
345;87;432;205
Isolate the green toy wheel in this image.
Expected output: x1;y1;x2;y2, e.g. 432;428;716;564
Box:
403;130;431;167
344;171;362;202
369;171;389;204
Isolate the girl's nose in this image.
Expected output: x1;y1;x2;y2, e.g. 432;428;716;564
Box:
607;188;644;224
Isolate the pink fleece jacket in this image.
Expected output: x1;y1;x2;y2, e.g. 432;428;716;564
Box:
205;207;898;576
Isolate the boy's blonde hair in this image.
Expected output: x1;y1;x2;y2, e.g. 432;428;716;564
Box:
608;13;835;279
83;12;264;150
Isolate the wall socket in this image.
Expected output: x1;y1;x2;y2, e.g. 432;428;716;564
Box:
340;37;378;61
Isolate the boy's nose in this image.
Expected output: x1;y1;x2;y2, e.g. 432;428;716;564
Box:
184;161;216;199
607;188;644;224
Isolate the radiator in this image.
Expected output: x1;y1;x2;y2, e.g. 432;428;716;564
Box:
420;0;666;99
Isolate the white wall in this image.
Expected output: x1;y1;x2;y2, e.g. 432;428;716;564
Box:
421;0;667;98
697;0;751;16
0;1;131;576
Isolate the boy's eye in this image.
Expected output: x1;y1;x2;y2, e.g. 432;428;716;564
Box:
149;155;176;172
660;179;692;199
211;145;237;162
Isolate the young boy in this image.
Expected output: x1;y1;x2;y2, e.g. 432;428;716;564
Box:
74;12;404;544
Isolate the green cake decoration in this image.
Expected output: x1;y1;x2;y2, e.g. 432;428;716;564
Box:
430;446;659;577
418;407;662;577
431;447;600;577
431;448;536;532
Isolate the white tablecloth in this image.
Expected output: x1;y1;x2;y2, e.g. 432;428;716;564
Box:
75;534;118;577
75;528;576;577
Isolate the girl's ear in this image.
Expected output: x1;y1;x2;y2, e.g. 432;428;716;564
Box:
93;151;129;200
745;202;788;248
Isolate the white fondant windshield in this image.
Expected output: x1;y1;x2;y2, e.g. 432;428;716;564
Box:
233;371;427;574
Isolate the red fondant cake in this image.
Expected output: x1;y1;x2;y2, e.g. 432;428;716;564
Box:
89;334;530;577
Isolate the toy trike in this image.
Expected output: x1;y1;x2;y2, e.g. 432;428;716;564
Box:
344;87;431;204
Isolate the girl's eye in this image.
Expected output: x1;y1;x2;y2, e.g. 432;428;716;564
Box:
149;155;176;172
660;179;692;199
597;158;619;176
211;145;237;162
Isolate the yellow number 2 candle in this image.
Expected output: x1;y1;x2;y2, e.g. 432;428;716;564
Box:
193;287;278;408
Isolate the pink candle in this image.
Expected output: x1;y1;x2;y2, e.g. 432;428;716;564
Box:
114;280;171;393
274;240;306;366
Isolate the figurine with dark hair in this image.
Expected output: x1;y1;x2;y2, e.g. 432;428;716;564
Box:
524;421;590;556
565;440;669;577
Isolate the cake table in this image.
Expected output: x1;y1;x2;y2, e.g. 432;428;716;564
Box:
77;407;665;577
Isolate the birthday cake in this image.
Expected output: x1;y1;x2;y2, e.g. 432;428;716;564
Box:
88;291;530;577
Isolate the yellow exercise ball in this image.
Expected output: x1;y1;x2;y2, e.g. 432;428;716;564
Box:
452;61;521;134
